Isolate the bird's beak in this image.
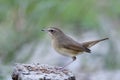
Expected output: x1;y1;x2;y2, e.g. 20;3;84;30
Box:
41;29;48;32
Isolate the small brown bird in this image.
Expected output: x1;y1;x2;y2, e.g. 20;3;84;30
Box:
42;27;109;68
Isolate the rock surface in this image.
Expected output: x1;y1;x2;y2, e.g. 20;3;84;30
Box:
12;63;75;80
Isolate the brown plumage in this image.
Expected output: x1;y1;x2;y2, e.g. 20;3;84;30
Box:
42;27;109;68
82;38;109;48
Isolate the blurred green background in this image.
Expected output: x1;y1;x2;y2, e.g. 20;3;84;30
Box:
0;0;120;80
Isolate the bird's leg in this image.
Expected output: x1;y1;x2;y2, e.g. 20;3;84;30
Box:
61;56;76;69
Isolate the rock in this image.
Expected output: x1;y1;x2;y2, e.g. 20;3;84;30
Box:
12;63;76;80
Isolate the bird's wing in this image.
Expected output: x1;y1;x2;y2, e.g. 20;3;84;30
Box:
62;43;84;52
61;41;91;53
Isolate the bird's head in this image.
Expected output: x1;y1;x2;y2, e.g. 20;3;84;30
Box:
42;27;64;39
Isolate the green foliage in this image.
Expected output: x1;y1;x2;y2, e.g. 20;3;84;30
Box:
0;0;119;79
102;0;120;18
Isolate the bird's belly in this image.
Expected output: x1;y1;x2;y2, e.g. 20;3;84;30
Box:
55;47;79;57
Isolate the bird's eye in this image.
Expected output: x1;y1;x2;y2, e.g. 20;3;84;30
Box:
49;30;54;32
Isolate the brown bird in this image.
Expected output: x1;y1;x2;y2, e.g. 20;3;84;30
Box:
42;27;109;68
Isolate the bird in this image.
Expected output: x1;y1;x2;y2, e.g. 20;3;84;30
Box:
42;27;109;68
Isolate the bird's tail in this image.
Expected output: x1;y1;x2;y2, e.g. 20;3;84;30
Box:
82;38;109;48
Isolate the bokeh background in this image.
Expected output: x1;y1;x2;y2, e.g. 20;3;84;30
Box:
0;0;120;80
